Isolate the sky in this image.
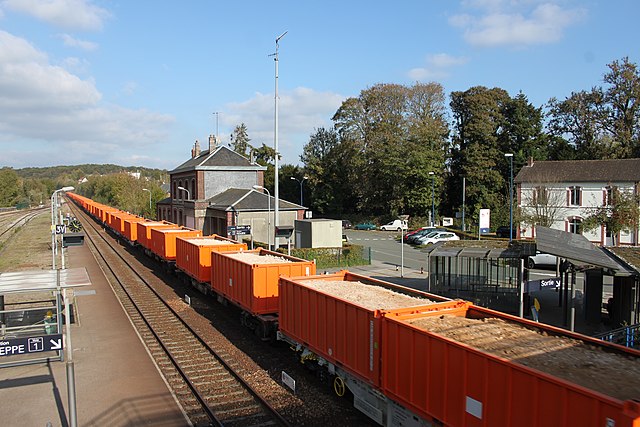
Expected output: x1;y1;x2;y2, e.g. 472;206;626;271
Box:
0;0;638;170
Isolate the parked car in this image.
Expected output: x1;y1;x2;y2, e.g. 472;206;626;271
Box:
342;234;349;244
527;251;557;269
416;231;460;245
496;226;515;238
354;222;376;230
407;227;443;244
341;220;352;229
404;227;429;243
379;219;409;231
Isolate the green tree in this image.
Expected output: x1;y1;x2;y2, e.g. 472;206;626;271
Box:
0;168;20;207
582;188;640;246
230;123;251;156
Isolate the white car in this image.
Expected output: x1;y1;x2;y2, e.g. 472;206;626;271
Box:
527;251;557;269
416;231;460;245
379;219;408;231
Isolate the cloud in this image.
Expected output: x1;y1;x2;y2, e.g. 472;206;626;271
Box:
0;30;174;168
408;53;469;81
223;87;345;164
2;0;110;31
58;33;98;51
450;1;587;47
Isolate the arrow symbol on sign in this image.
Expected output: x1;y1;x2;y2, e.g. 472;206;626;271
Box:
50;339;62;350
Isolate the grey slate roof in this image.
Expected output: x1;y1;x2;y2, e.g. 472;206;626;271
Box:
514;158;640;184
206;188;303;212
171;145;266;173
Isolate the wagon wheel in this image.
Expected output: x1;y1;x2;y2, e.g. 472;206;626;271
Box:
333;376;346;397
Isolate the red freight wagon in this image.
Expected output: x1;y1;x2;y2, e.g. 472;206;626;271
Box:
136;221;177;251
278;271;454;390
175;235;247;285
211;248;316;316
149;227;201;261
382;303;640;427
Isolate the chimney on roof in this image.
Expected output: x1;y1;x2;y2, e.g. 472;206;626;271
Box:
209;134;217;152
528;156;534;167
191;140;201;158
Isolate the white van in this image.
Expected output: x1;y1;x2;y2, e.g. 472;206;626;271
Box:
379;219;409;231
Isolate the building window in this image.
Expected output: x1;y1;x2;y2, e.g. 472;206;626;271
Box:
533;186;549;205
568;186;581;206
568;218;582;234
191;178;196;200
605;186;617;206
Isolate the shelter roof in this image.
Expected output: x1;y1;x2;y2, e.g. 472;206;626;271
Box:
0;268;91;294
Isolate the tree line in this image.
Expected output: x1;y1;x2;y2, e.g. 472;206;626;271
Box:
232;57;640;229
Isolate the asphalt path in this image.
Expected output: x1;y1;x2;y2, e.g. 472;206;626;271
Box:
344;229;428;271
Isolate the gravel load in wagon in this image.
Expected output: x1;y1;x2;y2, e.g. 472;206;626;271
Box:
407;315;640;401
184;238;235;246
299;279;437;310
224;252;293;264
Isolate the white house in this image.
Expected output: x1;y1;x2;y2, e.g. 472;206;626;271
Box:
514;158;640;246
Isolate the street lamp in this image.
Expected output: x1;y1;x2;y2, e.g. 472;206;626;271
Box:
177;186;191;201
290;176;308;206
142;188;151;211
505;153;514;241
429;172;435;227
253;185;272;250
51;186;75;270
273;31;287;251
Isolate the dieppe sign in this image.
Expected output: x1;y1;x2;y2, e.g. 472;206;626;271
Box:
0;334;63;357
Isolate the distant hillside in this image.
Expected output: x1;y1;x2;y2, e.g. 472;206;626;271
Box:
16;164;168;181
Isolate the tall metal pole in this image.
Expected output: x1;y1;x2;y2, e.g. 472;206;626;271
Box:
462;177;466;232
290;176;307;206
273;31;287;250
429;171;435;227
213;112;219;141
505;153;514;241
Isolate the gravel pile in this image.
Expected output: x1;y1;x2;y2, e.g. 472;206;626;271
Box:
225;252;292;264
184;238;235;246
408;314;640;401
300;279;435;310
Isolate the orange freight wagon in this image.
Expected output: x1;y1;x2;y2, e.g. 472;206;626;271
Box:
278;270;454;388
109;212;141;235
382;303;640;427
211;248;316;316
176;235;247;285
136;221;177;250
150;227;201;261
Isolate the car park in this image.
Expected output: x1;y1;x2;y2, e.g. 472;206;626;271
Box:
354;222;377;230
416;231;460;245
407;227;443;244
379;219;408;231
527;251;557;269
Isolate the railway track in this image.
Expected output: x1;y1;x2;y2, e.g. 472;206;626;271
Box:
0;208;45;250
69;203;290;427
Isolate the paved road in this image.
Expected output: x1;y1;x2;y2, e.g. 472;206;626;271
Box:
345;229;428;271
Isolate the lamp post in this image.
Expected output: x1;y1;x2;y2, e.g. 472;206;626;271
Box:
253;185;272;250
177;186;191;201
273;31;287;250
142;188;151;211
290;176;308;206
505;153;514;241
429;171;435;227
51;186;75;270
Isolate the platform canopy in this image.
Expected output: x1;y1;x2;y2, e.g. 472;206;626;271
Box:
0;268;91;294
534;226;631;274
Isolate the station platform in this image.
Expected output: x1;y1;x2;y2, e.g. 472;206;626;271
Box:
0;242;189;426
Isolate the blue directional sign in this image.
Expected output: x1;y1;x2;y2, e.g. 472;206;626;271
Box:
0;334;63;357
227;225;251;236
525;277;561;293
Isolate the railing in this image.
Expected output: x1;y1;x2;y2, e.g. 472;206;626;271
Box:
594;323;640;349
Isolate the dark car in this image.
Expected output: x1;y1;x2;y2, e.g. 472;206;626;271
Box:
495;226;515;238
354;222;376;230
341;220;352;229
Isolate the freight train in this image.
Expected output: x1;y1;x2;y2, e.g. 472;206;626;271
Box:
67;193;640;427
